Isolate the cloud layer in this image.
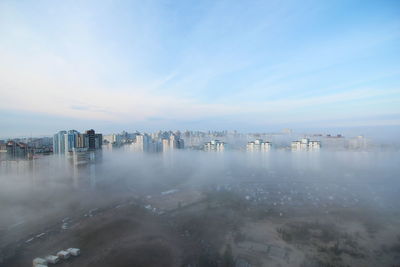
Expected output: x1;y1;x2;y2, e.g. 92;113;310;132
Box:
0;0;399;135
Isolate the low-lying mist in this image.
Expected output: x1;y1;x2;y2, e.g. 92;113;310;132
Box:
1;150;399;227
1;149;400;266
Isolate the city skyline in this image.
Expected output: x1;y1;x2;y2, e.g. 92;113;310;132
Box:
1;0;399;137
1;2;400;265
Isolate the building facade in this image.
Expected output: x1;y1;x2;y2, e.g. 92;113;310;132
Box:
204;140;225;151
53;131;67;154
53;129;102;154
247;139;272;151
291;138;321;150
162;134;185;152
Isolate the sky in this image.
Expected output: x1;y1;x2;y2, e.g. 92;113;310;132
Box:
0;0;399;137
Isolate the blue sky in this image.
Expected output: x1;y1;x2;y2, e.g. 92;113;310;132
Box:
0;0;399;136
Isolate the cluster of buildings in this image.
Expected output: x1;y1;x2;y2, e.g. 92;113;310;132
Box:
247;139;272;151
181;130;242;147
103;130;136;145
104;130;236;152
104;131;185;152
0;137;53;160
53;129;103;154
0;140;30;159
206;137;322;152
0;129;379;162
162;134;185;152
204;140;226;151
297;134;372;150
131;132;184;152
291;138;321;150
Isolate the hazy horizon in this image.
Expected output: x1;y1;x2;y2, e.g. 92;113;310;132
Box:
1;1;400;266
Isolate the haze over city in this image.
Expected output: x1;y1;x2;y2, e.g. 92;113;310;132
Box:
1;1;400;267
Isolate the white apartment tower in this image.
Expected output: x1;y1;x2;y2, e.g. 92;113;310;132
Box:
247;139;272;151
291;138;321;150
204;140;225;151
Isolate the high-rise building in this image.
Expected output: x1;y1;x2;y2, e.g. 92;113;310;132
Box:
204;140;225;151
162;138;170;151
64;130;80;152
162;134;185;152
86;129;96;150
134;134;150;152
95;133;103;149
53;129;102;154
53;131;67;154
77;133;88;148
291;138;320;150
83;129;102;150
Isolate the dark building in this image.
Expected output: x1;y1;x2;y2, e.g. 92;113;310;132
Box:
86;129;96;150
85;129;103;150
95;133;103;149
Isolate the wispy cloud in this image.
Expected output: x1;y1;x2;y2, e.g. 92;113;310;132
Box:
0;0;399;133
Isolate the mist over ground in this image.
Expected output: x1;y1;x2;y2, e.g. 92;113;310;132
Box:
1;149;400;266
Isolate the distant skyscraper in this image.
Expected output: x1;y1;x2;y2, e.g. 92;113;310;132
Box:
86;129;96;150
94;133;103;149
83;129;102;150
77;133;88;148
162;138;170;151
53;129;102;154
64;130;79;152
162;134;184;152
134;134;150;152
53;130;67;154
